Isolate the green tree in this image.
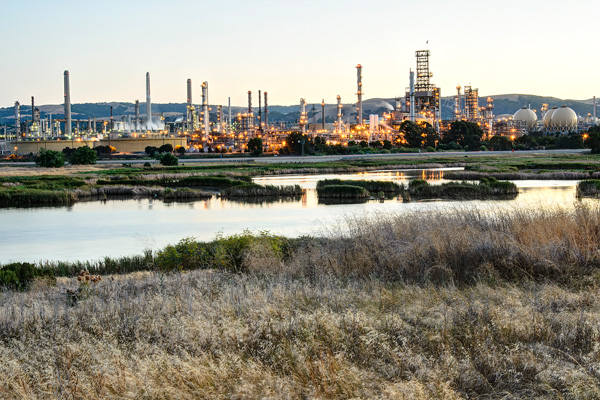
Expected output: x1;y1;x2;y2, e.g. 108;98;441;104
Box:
285;132;312;155
399;120;423;148
158;153;179;166
35;148;65;168
444;121;484;149
158;144;174;153
247;137;263;156
69;146;98;165
586;125;600;154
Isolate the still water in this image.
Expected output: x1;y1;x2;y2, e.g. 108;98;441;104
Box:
0;168;581;263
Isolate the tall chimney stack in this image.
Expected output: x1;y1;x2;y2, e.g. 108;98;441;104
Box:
64;70;72;137
146;72;152;131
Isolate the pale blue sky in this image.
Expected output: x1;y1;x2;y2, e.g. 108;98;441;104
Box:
1;0;597;107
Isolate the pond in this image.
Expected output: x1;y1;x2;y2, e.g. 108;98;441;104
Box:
0;168;581;263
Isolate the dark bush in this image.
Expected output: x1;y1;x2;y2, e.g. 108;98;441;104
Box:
0;262;56;291
158;153;179;166
35;149;65;168
69;146;98;165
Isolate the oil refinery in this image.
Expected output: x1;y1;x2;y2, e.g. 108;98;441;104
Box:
1;50;598;155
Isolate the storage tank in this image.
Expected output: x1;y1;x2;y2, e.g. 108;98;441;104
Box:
543;106;558;128
513;106;538;130
551;105;578;131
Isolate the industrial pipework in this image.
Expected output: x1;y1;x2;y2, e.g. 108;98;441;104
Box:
258;90;262;131
64;71;72;137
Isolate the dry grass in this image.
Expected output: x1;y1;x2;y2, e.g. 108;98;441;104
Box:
2;270;600;399
3;205;600;398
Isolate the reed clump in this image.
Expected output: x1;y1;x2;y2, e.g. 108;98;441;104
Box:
577;179;600;198
220;184;303;198
407;178;518;200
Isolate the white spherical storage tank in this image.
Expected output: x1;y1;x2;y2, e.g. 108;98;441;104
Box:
513;106;538;130
543;106;558;128
551;105;578;131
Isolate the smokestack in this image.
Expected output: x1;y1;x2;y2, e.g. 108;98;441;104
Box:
258;90;262;131
356;64;363;125
146;72;152;131
202;81;209;140
135;100;140;132
64;70;72;137
93;117;97;134
247;91;252;114
409;69;415;123
110;106;114;132
88;116;91;133
455;85;461;121
321;99;326;130
187;79;192;106
49;113;53;136
594;96;597;122
337;95;343;132
264;92;268;131
31;96;35;124
14;101;20;140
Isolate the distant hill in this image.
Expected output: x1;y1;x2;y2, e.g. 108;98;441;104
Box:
0;95;595;124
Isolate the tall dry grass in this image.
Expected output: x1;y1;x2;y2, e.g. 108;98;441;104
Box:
3;205;600;398
1;270;600;398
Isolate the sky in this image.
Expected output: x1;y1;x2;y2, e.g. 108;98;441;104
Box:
0;0;598;108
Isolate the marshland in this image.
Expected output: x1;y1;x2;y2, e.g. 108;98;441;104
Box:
3;153;600;398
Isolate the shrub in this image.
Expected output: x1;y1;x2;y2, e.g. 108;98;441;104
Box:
175;146;186;156
158;153;179;166
316;185;370;199
145;146;159;156
69;146;98;165
0;262;55;291
158;144;174;153
35;149;65;168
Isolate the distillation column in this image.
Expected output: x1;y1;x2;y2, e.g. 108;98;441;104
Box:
14;101;20;140
264;92;268;131
300;98;307;134
356;64;363;126
409;70;415;123
336;95;343;133
202;81;209;140
64;71;72;137
146;72;152;131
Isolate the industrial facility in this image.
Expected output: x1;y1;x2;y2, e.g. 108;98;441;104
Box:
0;50;598;155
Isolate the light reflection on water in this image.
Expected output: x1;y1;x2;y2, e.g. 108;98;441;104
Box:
0;168;586;263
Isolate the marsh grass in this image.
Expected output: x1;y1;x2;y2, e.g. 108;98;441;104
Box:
4;205;600;397
220;184;303;198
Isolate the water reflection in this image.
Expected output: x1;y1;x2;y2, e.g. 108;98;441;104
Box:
0;168;584;263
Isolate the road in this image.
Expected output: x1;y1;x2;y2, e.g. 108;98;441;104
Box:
0;149;591;167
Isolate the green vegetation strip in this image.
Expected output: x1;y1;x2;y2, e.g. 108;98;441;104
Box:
408;177;518;200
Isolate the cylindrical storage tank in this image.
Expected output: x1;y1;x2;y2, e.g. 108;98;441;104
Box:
543;106;558;129
513;106;538;130
551;105;578;131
